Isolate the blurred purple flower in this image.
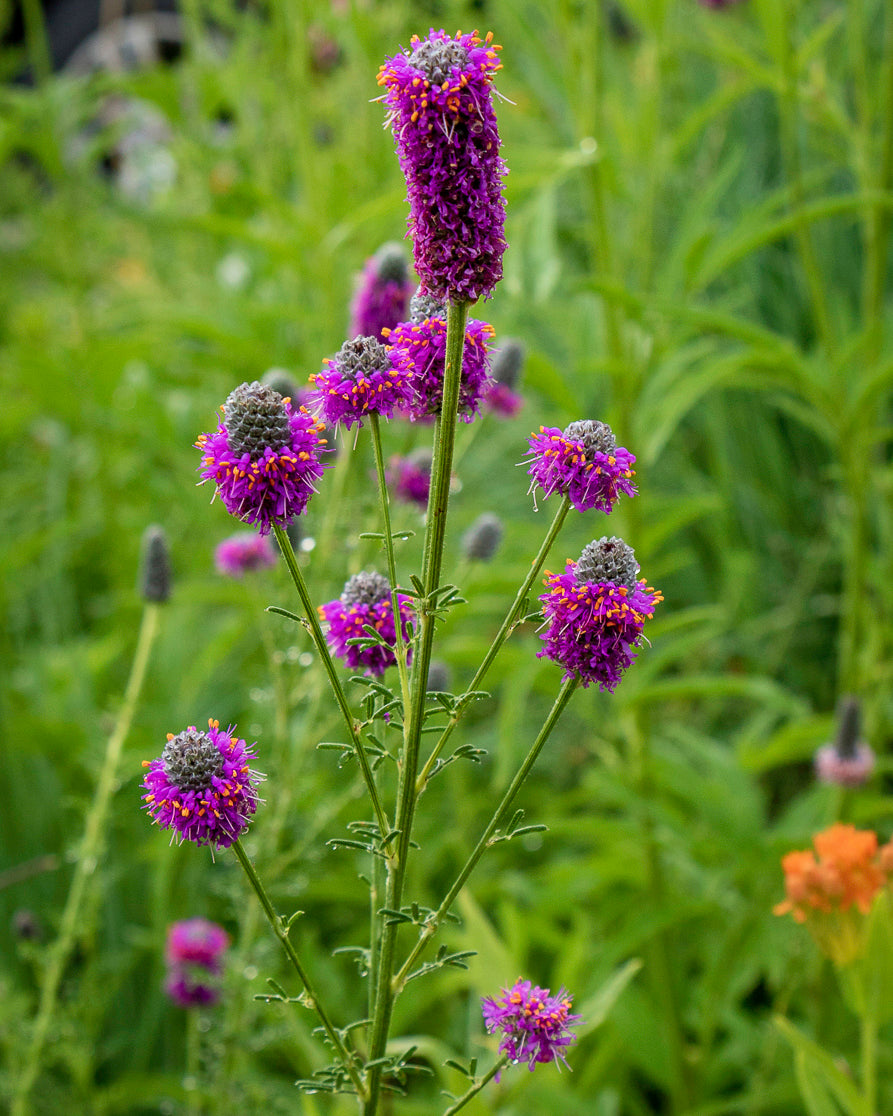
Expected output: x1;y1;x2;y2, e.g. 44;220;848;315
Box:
214;532;277;577
815;697;875;788
349;243;415;341
387;448;432;509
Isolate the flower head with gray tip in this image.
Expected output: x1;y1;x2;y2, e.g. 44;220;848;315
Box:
140;525;171;603
378;30;507;304
815;697;875;788
141;720;263;849
385;314;494;422
197;382;327;535
309;336;413;430
386;448;433;509
320;571;414;676
525;420;636;513
349;243;415;341
538;538;662;692
462;513;504;562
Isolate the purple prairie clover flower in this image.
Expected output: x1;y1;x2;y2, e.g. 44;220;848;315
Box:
165;964;224;1008
386;448;432;509
166;918;229;969
485;338;525;417
196;382;327;536
214;531;277;577
309;336;414;430
815;696;875;788
482;979;581;1072
349;243;415;341
142;719;263;850
538;537;662;692
385;311;494;423
378;30;508;304
140;525;171;603
319;571;414;676
526;420;636;514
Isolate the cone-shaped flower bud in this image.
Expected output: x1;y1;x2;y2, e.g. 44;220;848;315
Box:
526;419;636;513
261;367;301;402
142;719;263;849
814;696;875;788
378;30;508;304
482;979;581;1073
319;571;414;676
140;525;171;603
309;336;414;430
462;513;504;562
349;243;415;341
538;537;662;692
197;382;327;535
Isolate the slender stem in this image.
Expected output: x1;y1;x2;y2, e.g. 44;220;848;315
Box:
861;0;893;353
861;1008;877;1116
13;604;161;1116
364;299;469;1116
441;1057;508;1116
394;678;579;992
417;497;571;793
230;839;367;1099
21;0;52;86
185;1012;202;1116
272;523;390;845
368;414;412;711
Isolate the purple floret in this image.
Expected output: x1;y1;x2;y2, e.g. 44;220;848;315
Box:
385;314;494;422
320;571;414;676
166;918;229;968
378;30;508;304
197;382;328;536
482;979;581;1072
526;421;637;513
309;336;414;430
538;547;662;692
142;720;263;850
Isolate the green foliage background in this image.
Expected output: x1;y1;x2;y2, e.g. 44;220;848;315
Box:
1;0;893;1112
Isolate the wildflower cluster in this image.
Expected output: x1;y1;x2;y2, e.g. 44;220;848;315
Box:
320;571;414;676
164;918;229;1008
482;979;581;1071
775;824;893;964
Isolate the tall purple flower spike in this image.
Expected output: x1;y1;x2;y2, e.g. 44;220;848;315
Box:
349;243;415;341
538;537;662;693
197;382;327;535
142;720;263;850
378;30;508;304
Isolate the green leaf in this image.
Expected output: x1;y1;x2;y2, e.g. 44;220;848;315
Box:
774;1017;866;1116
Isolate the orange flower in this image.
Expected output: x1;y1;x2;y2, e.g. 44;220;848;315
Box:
774;824;893;964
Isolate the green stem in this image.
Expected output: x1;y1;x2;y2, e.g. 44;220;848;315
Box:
12;603;161;1116
861;0;893;353
185;1011;202;1116
416;497;572;794
861;1012;877;1116
394;678;579;993
364;299;469;1116
271;523;390;845
20;0;52;86
230;838;367;1100
441;1056;508;1115
368;414;412;712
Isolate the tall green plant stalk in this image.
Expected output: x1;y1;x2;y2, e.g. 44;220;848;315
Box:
13;602;162;1116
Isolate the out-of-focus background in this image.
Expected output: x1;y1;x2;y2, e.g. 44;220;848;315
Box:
2;1;892;1113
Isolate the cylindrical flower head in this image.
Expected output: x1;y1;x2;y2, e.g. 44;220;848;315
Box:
214;532;277;578
142;719;263;849
261;367;301;402
140;525;172;603
814;696;875;788
538;537;662;692
482;979;581;1072
526;420;637;513
349;243;415;341
485;338;525;417
378;30;508;304
166;918;229;968
309;336;414;430
462;513;503;562
319;571;414;676
196;382;327;535
386;448;432;509
385;312;494;423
